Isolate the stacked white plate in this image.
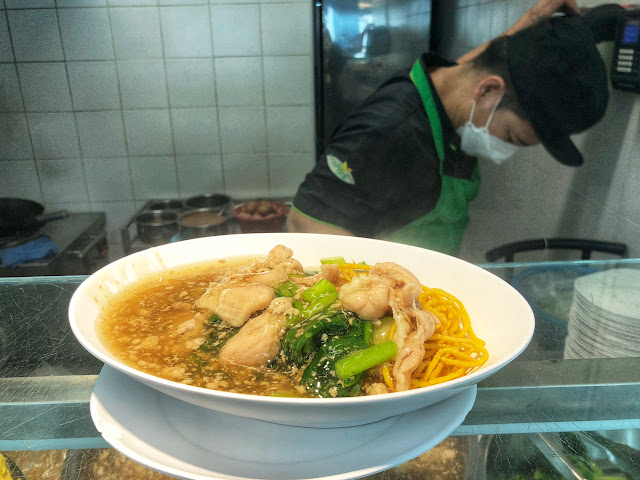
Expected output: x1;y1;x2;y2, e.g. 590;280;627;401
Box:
69;233;535;480
564;268;640;359
91;367;477;480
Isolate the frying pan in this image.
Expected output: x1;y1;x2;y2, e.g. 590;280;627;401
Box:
0;198;69;237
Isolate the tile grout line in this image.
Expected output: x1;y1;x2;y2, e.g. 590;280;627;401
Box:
3;6;45;204
0;52;313;65
1;1;309;10
54;0;92;208
2;102;308;114
259;1;271;198
157;3;181;199
107;4;137;208
3;149;314;161
208;3;226;194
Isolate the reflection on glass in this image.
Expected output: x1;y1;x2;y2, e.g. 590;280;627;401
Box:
480;260;640;362
318;0;431;147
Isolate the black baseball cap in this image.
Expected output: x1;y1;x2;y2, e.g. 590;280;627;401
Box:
506;16;610;166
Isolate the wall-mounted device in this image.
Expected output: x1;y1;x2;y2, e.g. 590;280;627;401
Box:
611;6;640;92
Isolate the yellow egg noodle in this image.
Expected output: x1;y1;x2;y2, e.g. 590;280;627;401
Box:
337;263;489;391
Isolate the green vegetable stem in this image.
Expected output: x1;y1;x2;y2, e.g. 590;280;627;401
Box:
363;320;373;347
274;280;299;298
320;257;346;265
301;279;337;302
334;341;398;380
286;299;306;327
300;291;338;319
285;279;339;325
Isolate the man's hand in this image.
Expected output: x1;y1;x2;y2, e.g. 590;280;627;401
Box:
286;208;354;236
505;0;580;36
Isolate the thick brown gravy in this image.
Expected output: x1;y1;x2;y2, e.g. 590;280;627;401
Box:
98;258;306;396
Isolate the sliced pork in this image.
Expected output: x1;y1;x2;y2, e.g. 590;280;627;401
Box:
258;245;304;274
219;297;294;367
368;263;437;391
340;262;437;392
196;283;275;327
338;274;391;319
390;294;437;392
245;268;289;288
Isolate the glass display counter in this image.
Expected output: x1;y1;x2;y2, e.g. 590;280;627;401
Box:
1;258;639;479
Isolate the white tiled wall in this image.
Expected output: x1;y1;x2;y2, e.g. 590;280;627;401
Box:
0;0;316;246
434;0;640;261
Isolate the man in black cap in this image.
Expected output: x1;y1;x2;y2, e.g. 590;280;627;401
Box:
287;0;613;255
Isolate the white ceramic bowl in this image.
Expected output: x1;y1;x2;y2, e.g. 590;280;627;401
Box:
69;233;534;428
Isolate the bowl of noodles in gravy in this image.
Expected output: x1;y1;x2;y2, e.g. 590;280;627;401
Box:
69;233;534;428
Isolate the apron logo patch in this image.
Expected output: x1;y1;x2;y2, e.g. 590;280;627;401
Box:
327;155;355;184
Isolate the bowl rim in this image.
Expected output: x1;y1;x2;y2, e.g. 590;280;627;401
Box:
68;233;535;406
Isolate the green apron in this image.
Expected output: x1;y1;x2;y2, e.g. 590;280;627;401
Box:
384;60;481;256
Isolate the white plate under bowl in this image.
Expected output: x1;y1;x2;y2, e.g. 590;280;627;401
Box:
70;233;534;427
91;366;477;480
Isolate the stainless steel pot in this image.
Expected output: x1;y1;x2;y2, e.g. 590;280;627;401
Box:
179;208;230;239
135;210;179;245
146;199;184;212
185;194;232;215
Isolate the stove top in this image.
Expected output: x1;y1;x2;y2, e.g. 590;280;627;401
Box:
0;212;108;276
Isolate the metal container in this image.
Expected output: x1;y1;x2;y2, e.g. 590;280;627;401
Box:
135;210;179;245
146;199;184;212
185;194;232;215
178;208;230;239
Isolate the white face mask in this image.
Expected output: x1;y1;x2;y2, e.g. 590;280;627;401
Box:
456;94;520;165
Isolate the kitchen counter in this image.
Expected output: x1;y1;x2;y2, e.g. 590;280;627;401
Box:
1;258;640;479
